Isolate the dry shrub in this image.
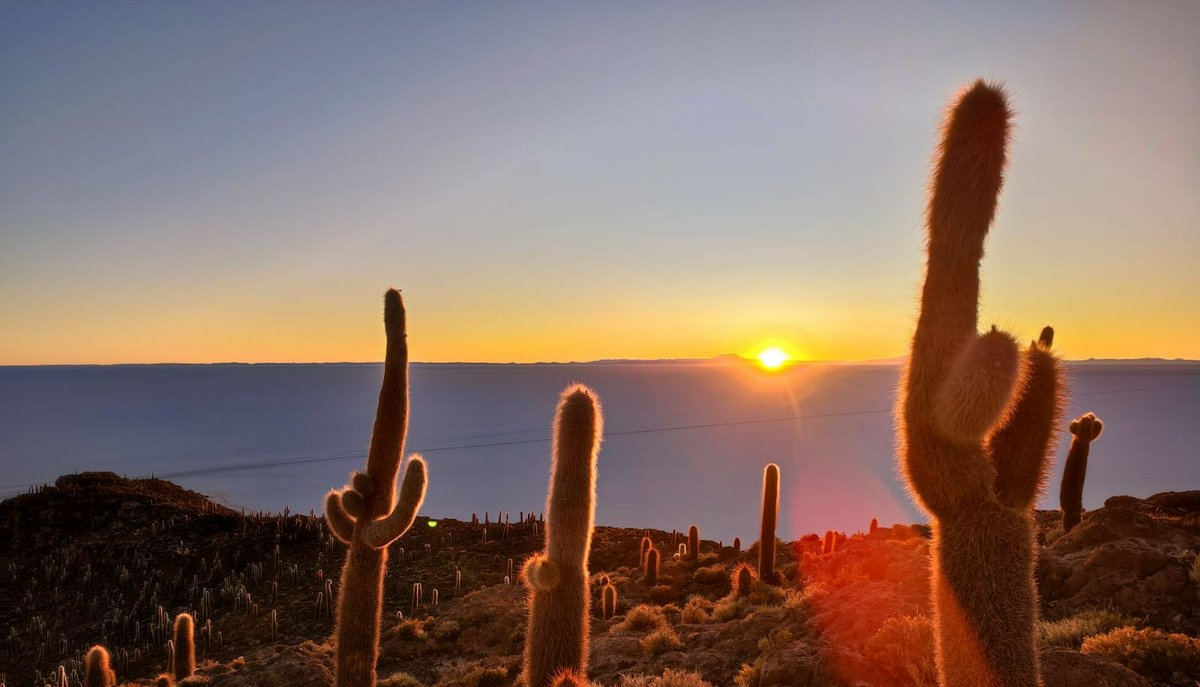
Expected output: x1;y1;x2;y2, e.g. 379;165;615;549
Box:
864;615;937;687
431;620;462;643
1038;609;1139;649
379;673;424;687
394;618;428;641
461;666;508;687
640;627;683;655
649;585;676;604
1081;627;1200;682
616;669;713;687
680;595;712;624
610;604;668;635
693;564;728;585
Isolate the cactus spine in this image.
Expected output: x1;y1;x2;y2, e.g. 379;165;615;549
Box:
759;463;780;584
686;525;699;561
897;81;1065;687
323;290;428;687
84;645;116;687
1061;413;1103;533
521;385;603;687
172;613;194;680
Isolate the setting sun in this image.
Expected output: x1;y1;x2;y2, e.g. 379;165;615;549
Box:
757;347;790;370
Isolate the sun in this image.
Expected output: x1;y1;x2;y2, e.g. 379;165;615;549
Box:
756;347;790;370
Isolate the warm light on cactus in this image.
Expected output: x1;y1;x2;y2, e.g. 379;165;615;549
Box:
1061;413;1104;533
896;80;1065;686
522;385;603;687
324;290;429;687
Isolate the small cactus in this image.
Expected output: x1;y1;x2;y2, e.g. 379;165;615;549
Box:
323;290;429;687
601;583;617;620
869;518;879;534
822;530;835;556
732;563;755;598
644;548;659;587
172;613;195;680
759;463;780;584
153;675;174;687
521;385;604;687
1061;413;1103;533
84;645;116;687
550;670;588;687
732;537;741;555
686;525;699;561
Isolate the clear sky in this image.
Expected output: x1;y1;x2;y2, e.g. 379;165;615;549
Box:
2;2;1197;364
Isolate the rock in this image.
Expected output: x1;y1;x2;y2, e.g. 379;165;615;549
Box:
1041;647;1152;686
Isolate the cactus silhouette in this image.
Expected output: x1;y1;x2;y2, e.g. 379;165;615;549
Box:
759;463;780;584
84;645;116;687
897;81;1065;686
686;525;699;561
324;290;429;687
639;536;652;568
732;536;741;555
1060;413;1103;533
521;385;603;687
733;563;755;598
602;583;617;620
869;518;879;534
643;547;659;587
172;613;195;680
822;530;835;556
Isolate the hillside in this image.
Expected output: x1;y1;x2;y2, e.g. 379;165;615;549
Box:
2;473;1198;686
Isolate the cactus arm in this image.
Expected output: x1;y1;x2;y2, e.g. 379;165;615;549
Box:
361;455;428;548
363;289;409;517
324;490;356;543
988;333;1065;510
341;488;366;519
932;328;1022;445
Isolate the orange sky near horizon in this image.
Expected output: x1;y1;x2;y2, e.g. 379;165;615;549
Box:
2;4;1197;366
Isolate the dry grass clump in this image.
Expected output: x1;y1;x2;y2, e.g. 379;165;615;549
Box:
640;626;683;656
692;563;728;585
1080;627;1200;682
1038;609;1139;649
394;618;428;641
379;673;424;687
616;669;714;687
1190;552;1200;587
648;584;676;604
460;666;508;687
712;579;786;622
680;595;713;624
431;620;462;643
733;629;792;687
610;604;668;635
863;615;937;687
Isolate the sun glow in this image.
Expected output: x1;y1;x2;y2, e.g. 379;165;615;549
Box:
757;347;790;370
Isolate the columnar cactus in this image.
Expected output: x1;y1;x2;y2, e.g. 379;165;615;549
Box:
822;530;835;556
1061;413;1103;533
84;645;116;687
324;290;429;687
897;81;1065;686
644;548;659;587
759;464;780;584
602;583;617;620
686;525;699;561
172;613;194;680
639;536;652;568
732;563;755;598
521;385;604;687
732;537;741;555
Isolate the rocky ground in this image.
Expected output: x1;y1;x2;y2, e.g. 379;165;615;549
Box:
2;473;1198;686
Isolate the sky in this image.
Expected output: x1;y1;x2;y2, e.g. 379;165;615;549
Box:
2;2;1197;364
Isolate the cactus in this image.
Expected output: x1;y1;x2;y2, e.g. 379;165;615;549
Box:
323;290;429;687
686;525;699;561
602;583;617;620
1061;413;1103;533
869;518;878;534
172;613;194;680
644;548;659;587
733;563;755;598
897;81;1065;686
153;675;174;687
84;645;116;687
759;464;780;584
822;530;835;556
521;385;604;687
550;671;588;687
732;536;741;555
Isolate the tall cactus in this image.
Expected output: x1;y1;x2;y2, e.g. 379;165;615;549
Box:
324;290;428;687
84;645;116;687
897;81;1065;686
686;525;699;561
1060;413;1103;533
521;385;604;687
172;613;195;680
759;463;780;584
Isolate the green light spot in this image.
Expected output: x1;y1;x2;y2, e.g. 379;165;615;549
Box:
427;520;438;528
